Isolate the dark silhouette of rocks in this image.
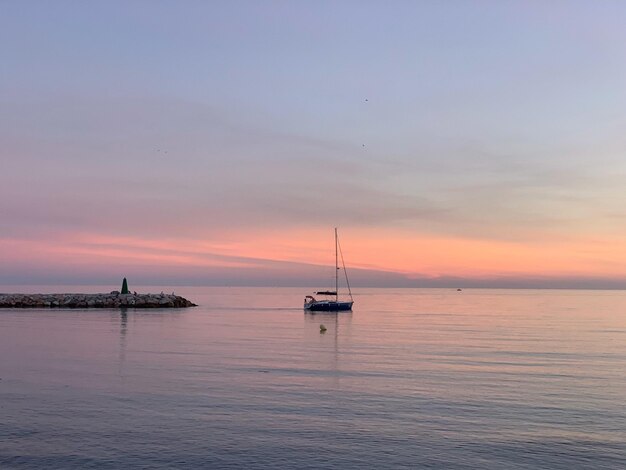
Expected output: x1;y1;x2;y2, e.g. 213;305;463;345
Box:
0;292;197;308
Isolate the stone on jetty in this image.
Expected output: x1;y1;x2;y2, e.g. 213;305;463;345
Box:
0;292;197;309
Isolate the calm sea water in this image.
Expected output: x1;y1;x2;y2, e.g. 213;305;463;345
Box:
0;287;625;469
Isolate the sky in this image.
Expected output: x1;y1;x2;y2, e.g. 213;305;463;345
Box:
2;1;626;288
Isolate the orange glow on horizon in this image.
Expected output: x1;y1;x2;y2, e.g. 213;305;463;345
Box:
212;227;626;279
2;228;626;283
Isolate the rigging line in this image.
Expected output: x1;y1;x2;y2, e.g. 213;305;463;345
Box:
337;235;353;301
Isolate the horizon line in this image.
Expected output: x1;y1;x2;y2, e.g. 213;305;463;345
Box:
1;282;625;291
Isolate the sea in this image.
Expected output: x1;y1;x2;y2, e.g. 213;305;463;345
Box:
0;287;625;469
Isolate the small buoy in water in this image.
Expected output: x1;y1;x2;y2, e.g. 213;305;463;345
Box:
320;324;327;333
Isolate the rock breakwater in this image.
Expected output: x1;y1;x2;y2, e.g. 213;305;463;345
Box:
0;292;197;308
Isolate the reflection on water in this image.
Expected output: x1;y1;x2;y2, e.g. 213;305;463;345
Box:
119;309;128;376
0;287;625;469
304;311;353;383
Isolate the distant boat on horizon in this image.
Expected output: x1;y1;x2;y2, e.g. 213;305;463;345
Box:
304;228;354;312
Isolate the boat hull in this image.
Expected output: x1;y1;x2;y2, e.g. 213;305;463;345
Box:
304;301;353;312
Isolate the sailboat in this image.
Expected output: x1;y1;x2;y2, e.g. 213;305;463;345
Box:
304;228;354;311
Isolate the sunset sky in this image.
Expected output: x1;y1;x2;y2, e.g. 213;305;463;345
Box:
2;1;626;288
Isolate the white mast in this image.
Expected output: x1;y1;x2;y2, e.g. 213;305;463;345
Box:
335;227;338;301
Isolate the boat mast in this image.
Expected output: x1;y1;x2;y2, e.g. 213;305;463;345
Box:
337;234;353;302
335;227;339;301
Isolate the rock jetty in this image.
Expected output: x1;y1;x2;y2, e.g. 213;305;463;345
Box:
0;292;197;309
